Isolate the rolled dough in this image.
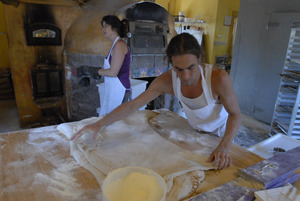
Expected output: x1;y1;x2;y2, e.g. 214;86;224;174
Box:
57;110;213;200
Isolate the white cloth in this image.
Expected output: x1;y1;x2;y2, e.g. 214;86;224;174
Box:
57;110;213;200
99;36;126;116
172;64;228;137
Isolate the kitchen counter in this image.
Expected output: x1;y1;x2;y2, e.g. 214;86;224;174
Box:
0;110;264;201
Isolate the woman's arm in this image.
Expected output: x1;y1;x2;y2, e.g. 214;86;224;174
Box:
98;40;128;77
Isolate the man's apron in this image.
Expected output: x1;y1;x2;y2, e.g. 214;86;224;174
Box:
99;36;126;116
172;64;228;137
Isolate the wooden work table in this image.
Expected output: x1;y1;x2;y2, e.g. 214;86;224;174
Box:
0;111;264;201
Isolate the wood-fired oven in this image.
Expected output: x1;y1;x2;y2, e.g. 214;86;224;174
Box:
120;1;170;56
64;1;177;121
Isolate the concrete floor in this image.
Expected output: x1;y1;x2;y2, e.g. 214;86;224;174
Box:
0;99;271;148
0;99;21;133
235;114;270;148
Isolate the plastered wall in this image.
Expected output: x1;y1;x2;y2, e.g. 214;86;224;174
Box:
231;0;300;123
213;0;239;64
0;2;10;69
156;0;239;64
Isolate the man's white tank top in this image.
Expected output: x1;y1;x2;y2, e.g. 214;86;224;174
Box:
172;64;228;137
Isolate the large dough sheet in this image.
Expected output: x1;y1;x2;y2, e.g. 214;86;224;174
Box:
57;110;213;200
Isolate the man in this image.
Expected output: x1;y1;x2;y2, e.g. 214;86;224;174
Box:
71;33;241;169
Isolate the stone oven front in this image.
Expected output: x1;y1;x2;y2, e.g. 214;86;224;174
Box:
64;1;177;121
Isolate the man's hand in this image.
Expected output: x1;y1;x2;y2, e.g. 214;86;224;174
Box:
207;146;232;169
70;122;102;141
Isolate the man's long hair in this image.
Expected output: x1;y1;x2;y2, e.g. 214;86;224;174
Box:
166;33;201;65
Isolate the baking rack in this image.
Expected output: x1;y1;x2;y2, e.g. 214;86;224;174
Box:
269;26;300;139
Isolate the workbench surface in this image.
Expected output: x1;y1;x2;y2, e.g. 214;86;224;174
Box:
0;111;264;201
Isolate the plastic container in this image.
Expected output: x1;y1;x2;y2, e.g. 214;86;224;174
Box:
130;78;148;101
184;18;195;23
178;11;185;22
102;166;167;201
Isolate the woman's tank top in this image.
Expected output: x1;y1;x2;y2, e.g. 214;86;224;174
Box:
109;43;131;90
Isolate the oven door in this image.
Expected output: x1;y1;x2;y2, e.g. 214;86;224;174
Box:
129;21;168;54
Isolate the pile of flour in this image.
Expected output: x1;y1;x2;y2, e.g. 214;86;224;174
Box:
104;172;165;201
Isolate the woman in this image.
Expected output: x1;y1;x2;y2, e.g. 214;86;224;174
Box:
98;15;131;116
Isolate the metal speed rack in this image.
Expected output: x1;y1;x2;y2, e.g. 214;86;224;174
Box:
270;26;300;139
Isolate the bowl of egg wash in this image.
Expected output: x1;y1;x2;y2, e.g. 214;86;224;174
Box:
102;166;167;201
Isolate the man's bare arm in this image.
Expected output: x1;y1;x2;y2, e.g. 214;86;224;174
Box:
71;70;173;140
208;68;241;169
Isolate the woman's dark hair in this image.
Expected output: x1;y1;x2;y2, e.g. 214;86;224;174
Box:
101;15;129;38
166;33;201;64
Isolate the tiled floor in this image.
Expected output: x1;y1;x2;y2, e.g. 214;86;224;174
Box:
0;99;270;148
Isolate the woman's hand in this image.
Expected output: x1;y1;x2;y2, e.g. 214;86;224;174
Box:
207;146;232;169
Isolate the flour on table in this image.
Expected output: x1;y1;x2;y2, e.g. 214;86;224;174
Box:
2;128;98;200
32;161;82;199
0;137;6;149
168;130;213;156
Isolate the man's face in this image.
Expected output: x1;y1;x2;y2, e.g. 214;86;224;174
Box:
172;54;201;86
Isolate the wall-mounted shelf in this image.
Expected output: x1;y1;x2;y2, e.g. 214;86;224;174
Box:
175;21;207;26
269;27;300;139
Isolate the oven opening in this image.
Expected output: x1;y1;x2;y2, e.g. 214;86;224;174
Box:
133;35;165;48
25;23;62;46
31;65;63;99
